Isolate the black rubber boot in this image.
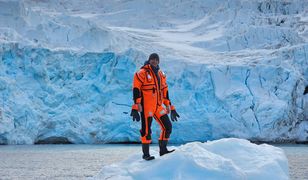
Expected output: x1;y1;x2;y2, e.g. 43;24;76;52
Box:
142;143;155;161
159;140;175;156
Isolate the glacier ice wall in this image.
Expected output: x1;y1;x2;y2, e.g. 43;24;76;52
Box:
0;0;307;144
0;44;142;144
0;43;306;144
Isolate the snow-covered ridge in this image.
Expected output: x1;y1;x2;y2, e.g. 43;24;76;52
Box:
0;0;307;144
1;0;307;55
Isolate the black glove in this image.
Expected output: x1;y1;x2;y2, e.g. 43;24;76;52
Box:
130;109;140;122
171;109;180;121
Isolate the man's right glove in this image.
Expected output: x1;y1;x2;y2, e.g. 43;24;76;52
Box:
170;105;180;121
130;104;140;122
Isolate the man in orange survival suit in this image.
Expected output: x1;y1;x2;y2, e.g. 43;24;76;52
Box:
130;53;180;161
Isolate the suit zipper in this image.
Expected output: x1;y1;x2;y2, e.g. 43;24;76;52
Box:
149;67;160;111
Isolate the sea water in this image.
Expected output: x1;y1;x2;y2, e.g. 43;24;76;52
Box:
275;144;308;180
0;144;307;180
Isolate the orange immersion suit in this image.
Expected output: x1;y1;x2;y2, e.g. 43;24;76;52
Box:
132;64;174;144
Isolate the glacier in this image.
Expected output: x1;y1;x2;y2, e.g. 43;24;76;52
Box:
0;0;307;144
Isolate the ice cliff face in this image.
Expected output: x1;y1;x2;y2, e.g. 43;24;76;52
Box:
0;0;307;144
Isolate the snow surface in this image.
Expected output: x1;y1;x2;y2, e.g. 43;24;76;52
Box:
93;138;289;180
0;0;307;144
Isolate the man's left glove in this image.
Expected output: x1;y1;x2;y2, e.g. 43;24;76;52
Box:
130;104;140;122
170;105;180;121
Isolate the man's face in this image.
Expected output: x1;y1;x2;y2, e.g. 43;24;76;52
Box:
149;58;159;67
